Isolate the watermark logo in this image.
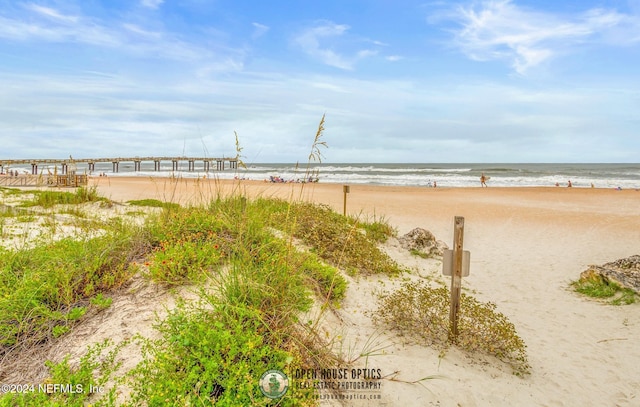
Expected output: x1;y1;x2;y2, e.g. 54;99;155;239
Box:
259;369;289;399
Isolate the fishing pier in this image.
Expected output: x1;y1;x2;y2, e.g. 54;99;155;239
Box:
0;156;239;175
0;156;239;187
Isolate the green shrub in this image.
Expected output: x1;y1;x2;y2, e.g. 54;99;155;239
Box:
90;293;113;310
0;339;121;407
572;274;638;305
0;225;149;351
375;281;530;376
126;303;316;406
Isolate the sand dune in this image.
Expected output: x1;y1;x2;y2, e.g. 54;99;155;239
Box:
83;177;639;405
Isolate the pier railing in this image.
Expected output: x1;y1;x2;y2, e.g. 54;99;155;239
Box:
0;174;87;188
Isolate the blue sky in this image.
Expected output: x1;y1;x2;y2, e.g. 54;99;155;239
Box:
1;0;639;163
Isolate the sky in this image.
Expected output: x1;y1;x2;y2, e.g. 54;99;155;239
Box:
1;0;639;163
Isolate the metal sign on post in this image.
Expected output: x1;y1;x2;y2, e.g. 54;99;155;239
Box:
447;216;467;343
442;249;470;276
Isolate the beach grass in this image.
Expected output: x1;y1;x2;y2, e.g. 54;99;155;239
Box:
19;186;106;208
572;274;638;305
126;198;181;210
0;222;148;350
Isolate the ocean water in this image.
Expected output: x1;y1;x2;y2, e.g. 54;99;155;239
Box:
237;163;640;188
4;162;640;189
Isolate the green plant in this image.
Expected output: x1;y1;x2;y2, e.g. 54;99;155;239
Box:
0;224;150;352
273;201;405;276
67;306;87;321
20;186;106;208
612;289;637;305
90;293;113;310
572;274;638;305
52;325;70;338
300;253;347;304
125;303;316;406
127;199;180;210
409;248;430;259
374;281;530;376
351;214;396;243
0;339;122;407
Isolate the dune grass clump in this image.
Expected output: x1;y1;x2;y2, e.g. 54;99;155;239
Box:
145;207;229;284
0;223;149;352
375;281;530;376
572;274;637;305
20;186;106;208
127;198;180;210
267;201;404;276
144;198;348;304
0;339;124;407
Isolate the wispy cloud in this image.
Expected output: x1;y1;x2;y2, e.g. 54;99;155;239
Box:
294;21;379;70
140;0;164;10
252;22;269;39
123;23;163;40
440;0;632;74
26;3;79;23
0;4;242;65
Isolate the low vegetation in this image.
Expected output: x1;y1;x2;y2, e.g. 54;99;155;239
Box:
374;281;531;376
0;223;148;351
572;274;638;305
267;201;404;276
127;199;180;210
20;186;106;208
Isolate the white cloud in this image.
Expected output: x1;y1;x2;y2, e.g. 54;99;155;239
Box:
0;7;241;63
252;22;270;39
123;23;163;39
444;0;630;74
294;21;379;70
141;0;164;10
295;21;353;69
25;4;79;23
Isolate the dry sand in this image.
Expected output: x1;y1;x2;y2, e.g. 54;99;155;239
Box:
87;176;640;406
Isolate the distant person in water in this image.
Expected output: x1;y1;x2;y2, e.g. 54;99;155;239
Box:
480;173;488;187
567;180;572;188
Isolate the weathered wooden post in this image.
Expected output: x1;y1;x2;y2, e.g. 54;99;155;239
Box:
442;216;469;343
343;185;350;216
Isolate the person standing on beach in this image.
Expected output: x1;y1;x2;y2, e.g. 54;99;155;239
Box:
480;173;488;187
567;180;572;188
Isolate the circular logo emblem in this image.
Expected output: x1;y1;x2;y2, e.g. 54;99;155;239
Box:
259;369;289;399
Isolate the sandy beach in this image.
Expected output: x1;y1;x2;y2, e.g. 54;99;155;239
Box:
87;176;640;406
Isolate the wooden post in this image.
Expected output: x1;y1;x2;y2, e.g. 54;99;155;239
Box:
343;185;350;216
449;216;465;342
